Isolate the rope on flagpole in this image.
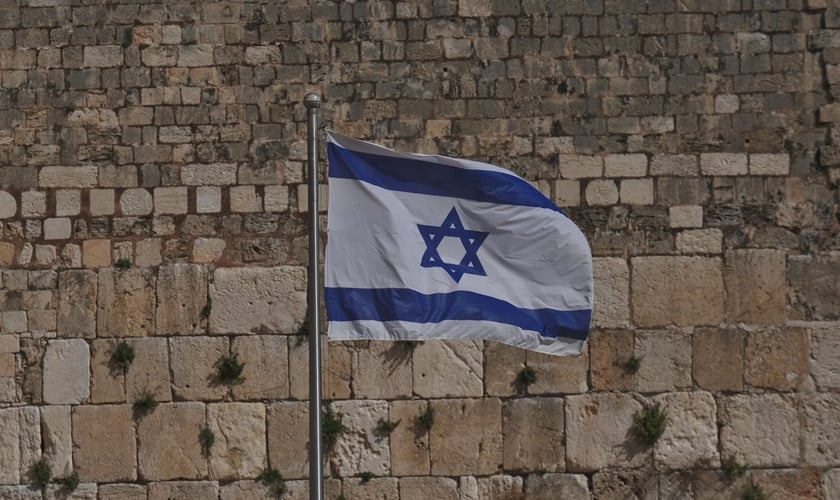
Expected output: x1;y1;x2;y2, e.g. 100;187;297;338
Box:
304;92;324;500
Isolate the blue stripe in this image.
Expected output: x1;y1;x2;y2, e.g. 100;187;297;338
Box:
327;142;563;214
325;287;591;341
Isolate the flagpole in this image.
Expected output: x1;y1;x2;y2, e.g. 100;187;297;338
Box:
304;92;324;500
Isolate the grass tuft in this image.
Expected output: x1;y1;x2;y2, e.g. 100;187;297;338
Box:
633;403;667;446
323;409;347;449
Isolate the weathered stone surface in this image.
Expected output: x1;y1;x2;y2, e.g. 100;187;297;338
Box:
119;188;153;216
700;153;748;176
526;347;588;394
592;257;629;328
585;179;619;205
153;187;188;214
97;269;155;337
39;167;98;188
631;257;724;327
72;405;136;482
719;394;799;467
288;336;352;400
652;392;718;468
525;474;590;499
475;475;524;499
266;401;309;480
788;254;840;321
219;480;274;500
389;400;430;476
147;481;218;500
804;393;840;466
399;477;458;500
0;486;41;499
751;469;823;500
693;327;743;392
484;341;526;397
565;393;648;472
676;228;722;254
669;205;704;228
342;477;398;500
824;469;840;500
169;337;228;401
43;339;90;404
812;327;840;389
41;405;72;477
192;237;226;262
210;267;307;334
155;264;208;335
724;250;787;324
45;483;97;498
0;191;16;219
16;407;39;485
503;398;565;472
208;403;266;479
430;398;502;476
745;327;809;390
137;403;207;480
0;408;29;484
353;341;413;399
57;270;97;338
125;338;171;403
230;335;289;400
90;339;124;404
634;330;692;392
98;484;147;500
412;340;482;398
590;329;634;391
330;400;390;477
593;469;660;500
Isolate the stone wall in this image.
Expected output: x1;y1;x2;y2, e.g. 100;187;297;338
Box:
0;0;839;498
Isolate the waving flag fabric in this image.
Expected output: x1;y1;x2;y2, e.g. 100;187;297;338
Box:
324;131;593;356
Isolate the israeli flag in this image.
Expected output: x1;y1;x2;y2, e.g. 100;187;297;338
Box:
325;131;593;356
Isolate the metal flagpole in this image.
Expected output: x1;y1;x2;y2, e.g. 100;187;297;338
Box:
304;93;324;500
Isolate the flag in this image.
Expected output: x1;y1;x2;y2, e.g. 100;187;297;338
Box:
324;131;593;356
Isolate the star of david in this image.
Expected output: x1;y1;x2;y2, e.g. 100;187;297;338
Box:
417;207;489;283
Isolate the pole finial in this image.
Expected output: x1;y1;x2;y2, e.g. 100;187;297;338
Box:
304;93;321;109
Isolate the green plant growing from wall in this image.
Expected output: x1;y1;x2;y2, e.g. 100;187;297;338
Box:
215;352;245;383
111;340;135;370
115;258;132;270
357;471;374;484
133;391;158;415
417;407;434;432
622;355;642;374
722;456;747;479
199;427;215;456
31;458;51;490
54;472;80;492
515;366;537;390
323;409;347;449
257;467;287;497
201;298;212;319
632;403;667;446
375;418;401;436
742;482;765;500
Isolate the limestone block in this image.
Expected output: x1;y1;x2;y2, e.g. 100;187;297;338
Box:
3;311;27;333
125;338;171;402
585;179;619;206
43;339;90;404
330;400;390;477
651;391;718;468
812;327;840;389
21;190;46;217
503;398;565;472
719;394;799;467
83;45;122;67
193;238;226;263
669;205;703;228
650;154;698;176
45;483;97;498
231;336;289;400
0;191;16;218
43;218;71;240
90;189;115;216
219;480;274;500
210;267;307;334
788;254;840;321
751;469;823;500
90;339;124;403
82;240;110;268
0;486;40;499
676;228;722;254
592;257;629;328
700;153;748;176
691;470;747;500
604;154;647;177
208;403;266;479
55;190;80;216
430;398;501;476
119;189;153;216
264;185;288;212
0;243;15;266
389;400;430;476
156;264;208;335
231;185;259;212
289;337;352;400
634;330;691;392
266;401;309;480
745;328;808;390
148;481;218;500
153;187;188;215
631;257;724;327
558;155;603;178
182;163;237;185
715;94;739;113
589;329;634;391
72;405;136;482
39;167;98;188
99;165;137;188
554;180;580;206
824;469;840;500
526;347;588;394
169;337;228;401
98;484;147;500
724;249;786;324
565;393;647;471
476;475;523;499
619;178;654;205
41;405;72;477
196;186;222;213
56;271;97;338
178;44;214;66
341;478;398;500
412;340;481;398
693;327;743;392
399;477;458;500
18;407;41;484
804;393;840;466
352;341;413;399
138;402;207;480
0;409;20;484
295;184;328;213
97;269;155;337
750;153;789;175
484;341;526;396
525;474;590;499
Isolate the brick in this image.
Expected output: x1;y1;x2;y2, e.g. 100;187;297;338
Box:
20;190;46;217
715;94;739;113
558;155;604;179
181;163;237;185
83;45;122;67
720;394;798;467
153;186;188;214
604;154;648;177
0;191;16;218
195;186;222;213
650;155;698;176
178;44;213;66
0;243;15;267
429;398;501;476
99;165;137;188
230;185;259;212
554;180;580;206
192;237;225;263
135;239;162;266
669;205;703;228
90;189;115;216
632;256;724;327
119;188;153;216
55;189;80;216
43;218;71;240
675;228;722;254
2;311;26;333
619;178;653;205
700;153;748;176
566;393;647;471
72;405;136;482
503;398;565;472
138;403;207;480
40;166;99;188
412;340;482;398
43;339;90;404
750;153;789;175
97;269;155;337
264;185;288;212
